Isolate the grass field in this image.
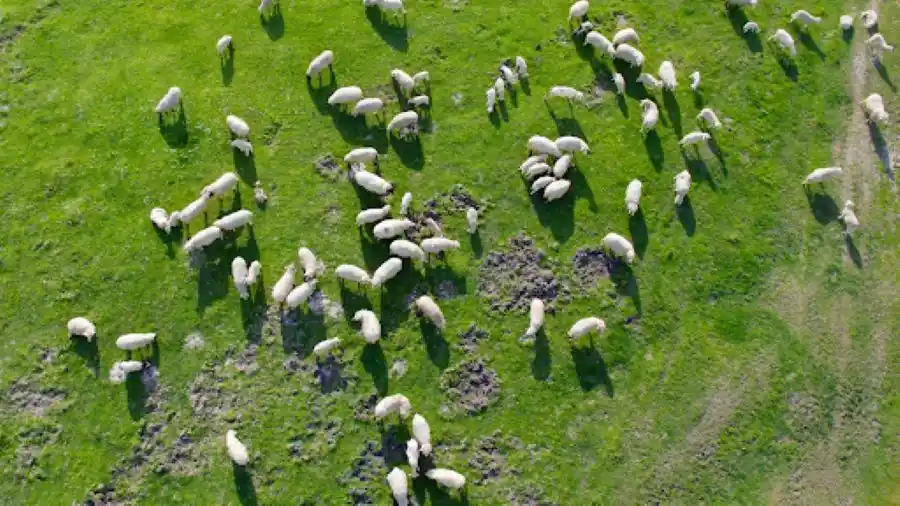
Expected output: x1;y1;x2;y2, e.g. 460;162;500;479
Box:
0;0;897;504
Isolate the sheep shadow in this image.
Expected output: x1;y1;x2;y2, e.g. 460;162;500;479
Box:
314;355;348;394
662;90;682;137
332;113;389;152
233;149;257;186
365;6;408;52
469;231;483;258
412;477;470;506
220;48;235;86
531;330;551;381
378;267;422;336
611;263;642;315
389;134;425;169
547;106;586;139
845;235;863;268
676;197;696;237
775;54;799;81
528;180;575;244
842;26;854;44
281;309;326;358
793;28;825;60
259;3;285;41
380;424;412;466
339;284;373;322
682;151;718;190
358;229;392;270
612;59;644;93
727;7;763;53
692;90;705;109
361;343;389;396
488;108;502;128
152;222;183;259
424;263;468;298
194;247;233;316
643;130;664;171
306;76;339;115
420;321;450;369
496;100;510;123
629;209;649;258
707;134;729;176
240;287;269;344
157;106;188;148
233;464;258;506
570;342;613;396
69;338;100;377
125;373;150;420
804;190;839;224
867;121;894;179
873;58;897;92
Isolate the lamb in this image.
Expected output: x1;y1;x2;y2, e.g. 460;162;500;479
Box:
372;257;403;287
286;280;317;309
567;317;606;340
183;226;223;252
531;176;556;194
839;15;853;31
392;69;415;93
515;56;529;78
602;232;636;264
353;310;382;343
803;167;843;184
494;77;506;102
861;93;889;123
313;337;342;357
356;205;392;226
109;360;144;384
179;195;210;229
466;207;478;234
625;179;642;215
216;35;233;56
374;219;415;240
353;168;393;195
555;136;591;154
637;73;663;89
150;207;171;232
408;95;430;108
867;33;895;55
226;115;250;138
306;50;334;79
690;71;701;91
202;172;239;199
253;181;267;205
640;99;659;132
791;10;822;26
680;131;711;147
335;264;371;285
674;170;692;205
697;108;722;129
725;0;757;6
328;86;364;107
411;413;432;454
420;237;460;256
390;239;426;261
374;394;412;419
352;97;385;118
232;257;249;299
414;295;446;328
613;73;626;94
614;43;645;67
839;200;860;235
246;260;262;286
553;154;572;178
543;180;572;202
297;247;319;280
67;317;96;341
523;162;551;180
386;468;409;506
861;10;877;29
769;29;797;56
406;439;420;477
525;299;545;337
659;61;677;90
272;264;296;304
743;21;761;33
387;111;419;134
154;87;182;114
231;139;253;156
568;0;589;23
486;88;497;114
612;28;639;46
214;210;253;231
527;135;563;158
519;154;548;173
116;333;157;351
585;32;615;58
546;86;585;103
225;430;249;466
426;469;466;490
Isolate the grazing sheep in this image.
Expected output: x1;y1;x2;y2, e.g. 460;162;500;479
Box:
586;32;616;57
354;169;393;195
555;136;591;154
861;93;889;123
183;226;223;252
525;299;545;337
216;35;233;56
690;71;701;91
486;88;497;114
527;136;562;157
531;175;556;194
839;200;860;235
374;394;412;419
674;170;692;205
680;131;711;147
67;317;96;341
524;162;552;180
803;167;843;184
116;333;157;351
226;430;249;466
154;87;182;116
861;10;877;29
466;207;479;234
374;219;415;240
179;195;210;229
246;260;262;286
769;29;797;56
390;239;426;261
840;15;853;30
613;73;626;94
726;0;757;6
328;86;364;107
272;265;297;304
614;43;645;67
258;0;274;14
386;468;409;506
286;280;317;309
335;264;371;285
412;413;432;454
424;218;444;238
743;21;761;33
612;28;640;46
231;139;253;156
297;247;318;280
406;439;420;477
414;295;446;328
515;56;529;78
357;205;392;226
602;232;636;264
567;317;606;340
372;257;403;287
659;61;677;90
371;0;406;16
625;179;642;215
426;469;466;490
544;180;572;202
413;71;430;89
166;211;182;231
353;98;385;118
202;172;239;199
214;210;253;231
494;77;506;102
640;99;659;132
353;310;382;343
546;86;585;103
520;154;548;173
109;360;144;384
791;10;822;26
637;73;663;90
306;50;334;79
150;207;171;232
392;69;415;93
387;111;419;134
868;33;895;54
697;108;722;129
494;65;515;87
226;115;250;138
408;95;430;108
313;338;342;357
420;237;459;255
568;0;589;23
232;257;249;299
553;154;573;178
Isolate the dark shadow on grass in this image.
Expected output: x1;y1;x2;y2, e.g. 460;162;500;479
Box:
547;105;585;139
795;29;825;60
842;26;854;44
361;343;389;396
195;248;231;316
776;54;799;81
331;113;389;153
676;197;696;237
389;134;425;169
845;235;863;268
378;266;422;336
469;231;483;258
69;338;99;376
874;58;897;92
707;134;729;176
528;180;574;244
233;464;258;506
682;151;718;190
281;309;326;358
315;354;348;393
157;106;188;148
259;3;284;41
423;263;468;298
805;190;839;224
152;222;182;259
365;6;408;52
662;90;682;137
488;108;501;128
867;121;895;182
570;342;613;396
692;90;705;109
644;130;664;171
233;149;257;186
220;48;235;86
412;476;469;506
420;321;450;369
339;284;373;324
629;209;649;259
531;330;551;381
497;100;510;123
727;7;763;53
380;424;412;466
125;373;149;420
306;74;338;115
359;229;391;270
611;262;642;315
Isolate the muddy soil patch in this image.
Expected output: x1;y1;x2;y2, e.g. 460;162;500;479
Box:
314;154;345;181
572;247;615;289
478;234;571;313
289;417;343;464
469;431;511;484
1;377;66;417
337;440;389;506
424;184;486;214
458;323;489;353
440;359;501;415
14;422;61;480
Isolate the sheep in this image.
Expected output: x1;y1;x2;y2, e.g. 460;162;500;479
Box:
296;247;318;281
637;73;663;90
150;207;171;232
352;98;385;117
567;317;606;340
861;10;878;29
371;0;406;16
520;154;548;173
743;21;761;33
490;78;505;104
67;317;96;341
421;237;459;256
258;0;274;14
306;50;334;79
202;172;239;199
246;260;262;286
544;180;572;202
531;175;556;194
725;0;757;7
374;394;412;419
868;33;895;55
674;170;692;205
286;280;317;309
372;257;403;287
527;135;562;157
374;219;415;240
392;69;415;93
464;207;479;234
515;56;529;78
179;195;210;230
525;298;545;337
328;86;364;107
424;218;443;237
214;210;253;231
625;180;642;215
839;15;853;31
546;86;585;103
839;200;860;235
555;136;591;154
697;108;723;129
680;131;711;148
216;35;233;56
335;264;371;285
353;168;393;195
406;439;420;477
803;167;843;184
524;162;552;180
116;333;157;351
232;257;249;299
568;0;589;23
412;70;430;88
769;29;797;56
602;232;636;264
861;93;889;123
386;468;409;506
640;99;659;132
414;295;446;328
426;469;466;490
553;154;573;178
586;32;616;57
387;111;419;136
613;73;626;94
690;71;701;91
353;310;382;343
226;115;250;138
408;95;430;108
154;87;181;114
183;226;223;252
486;88;497;114
411;413;432;455
659;61;677;90
791;10;822;26
166;211;182;231
390;239;426;261
614;43;645;67
356;205;392;226
109;360;144;384
313;338;342;357
231;139;253;156
226;430;249;466
612;28;640;46
272;264;296;304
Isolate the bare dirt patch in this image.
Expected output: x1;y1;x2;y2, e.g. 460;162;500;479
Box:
478;234;571;313
2;377;66;417
458;323;488;353
337;440;389;506
505;485;559;506
288;417;343;464
14;422;61;481
440;359;501;415
424;183;486;214
571;247;615;289
314;154;345;181
468;431;514;484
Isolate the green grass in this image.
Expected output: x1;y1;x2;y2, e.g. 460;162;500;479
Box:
0;0;897;504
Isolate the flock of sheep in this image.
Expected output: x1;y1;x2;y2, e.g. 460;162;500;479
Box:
60;0;886;502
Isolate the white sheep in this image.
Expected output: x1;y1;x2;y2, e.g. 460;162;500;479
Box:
353;310;382;343
726;0;757;6
411;413;432;454
492;78;506;103
680;131;711;147
313;337;342;357
743;21;761;33
179;195;210;229
486;88;497;114
231;139;253;156
392;69;415;93
232;257;249;299
297;247;319;280
372;257;403;287
413;71;430;88
602;232;636;264
328;86;364;107
674;170;692;205
374;218;415;240
109;360;144;384
640;99;659;132
527;136;562;158
568;0;589;23
868;33;895;55
769;29;797;56
246;260;262;286
202;172;239;199
371;0;406;16
531;175;556;194
408;95;430;108
335;264;371;285
553;154;572;178
524;162;552;180
352;98;385;118
306;50;334;79
426;468;466;490
406;439;420;477
387;111;419;134
637;73;662;89
354;168;393;195
839;200;860;235
423;217;441;236
612;28;640;46
226;115;250;138
515;56;528;78
861;93;889;123
67;317;96;341
272;264;296;303
567;317;606;340
258;0;274;14
839;15;853;31
226;430;250;466
659;61;677;90
555;136;591;154
519;154;548;174
614;43;645;67
690;71;701;91
386;468;409;506
613;73;626;94
150;207;171;232
390;239;426;261
466;207;478;234
214;210;253;231
803;167;843;184
286;280;317;309
414;295;446;328
374;394;412;419
420;237;460;256
861;10;878;29
499;64;519;86
625;179;642;215
357;205;392;226
525;298;545;337
183;226;223;252
586;32;615;58
154;87;182;114
697;108;722;129
543;180;572;202
791;10;822;26
116;333;157;351
546;86;585;103
166;211;182;231
216;35;233;56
